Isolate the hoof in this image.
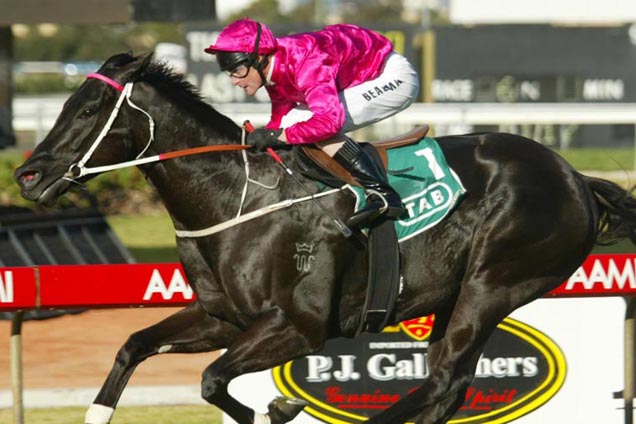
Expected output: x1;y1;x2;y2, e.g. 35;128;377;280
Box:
267;396;308;424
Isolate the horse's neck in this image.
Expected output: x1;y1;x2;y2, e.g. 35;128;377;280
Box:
138;102;246;230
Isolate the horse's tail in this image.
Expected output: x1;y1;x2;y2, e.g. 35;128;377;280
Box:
583;175;636;245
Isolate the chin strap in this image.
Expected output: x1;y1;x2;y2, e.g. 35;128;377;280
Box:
254;57;269;87
250;22;270;87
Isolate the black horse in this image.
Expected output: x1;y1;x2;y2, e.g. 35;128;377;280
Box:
14;53;636;424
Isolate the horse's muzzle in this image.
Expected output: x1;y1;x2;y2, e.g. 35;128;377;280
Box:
36;178;72;206
14;166;70;206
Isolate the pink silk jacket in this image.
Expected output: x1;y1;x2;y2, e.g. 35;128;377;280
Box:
264;24;393;144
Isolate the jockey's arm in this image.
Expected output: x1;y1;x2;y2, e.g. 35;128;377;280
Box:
266;53;345;144
266;90;296;133
279;56;345;145
283;83;344;144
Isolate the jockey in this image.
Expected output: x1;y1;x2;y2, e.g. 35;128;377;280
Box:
204;18;419;228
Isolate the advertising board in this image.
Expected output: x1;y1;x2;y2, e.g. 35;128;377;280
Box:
0;268;36;310
430;24;636;147
271;316;567;423
223;298;624;424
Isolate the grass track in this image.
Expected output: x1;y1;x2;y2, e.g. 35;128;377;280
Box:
107;213;179;263
0;405;222;424
555;147;635;172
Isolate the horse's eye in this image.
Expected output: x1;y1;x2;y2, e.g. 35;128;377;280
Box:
80;108;96;118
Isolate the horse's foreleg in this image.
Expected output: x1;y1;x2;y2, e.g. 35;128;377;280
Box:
200;306;319;424
85;302;241;424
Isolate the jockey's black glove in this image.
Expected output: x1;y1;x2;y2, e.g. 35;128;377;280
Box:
247;128;287;151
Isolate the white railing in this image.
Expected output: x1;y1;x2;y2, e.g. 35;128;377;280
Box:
14;96;636;153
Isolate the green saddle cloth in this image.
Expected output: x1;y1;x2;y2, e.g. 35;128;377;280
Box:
348;137;466;242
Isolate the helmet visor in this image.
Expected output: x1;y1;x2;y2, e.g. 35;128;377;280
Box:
216;51;252;72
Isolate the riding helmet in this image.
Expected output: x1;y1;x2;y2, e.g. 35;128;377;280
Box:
204;18;277;65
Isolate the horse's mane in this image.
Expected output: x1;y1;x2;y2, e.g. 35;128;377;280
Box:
145;62;240;139
102;53;241;142
142;61;206;107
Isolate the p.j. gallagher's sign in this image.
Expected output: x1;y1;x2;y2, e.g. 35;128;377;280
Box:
272;315;565;424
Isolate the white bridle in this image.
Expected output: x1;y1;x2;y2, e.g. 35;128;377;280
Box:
65;73;156;179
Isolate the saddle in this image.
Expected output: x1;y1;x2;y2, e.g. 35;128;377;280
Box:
294;125;429;189
293;125;429;334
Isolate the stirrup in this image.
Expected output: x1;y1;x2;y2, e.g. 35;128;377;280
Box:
367;189;389;214
348;193;404;228
347;203;385;228
368;190;405;219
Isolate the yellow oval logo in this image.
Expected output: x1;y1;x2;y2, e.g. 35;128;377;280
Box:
272;317;566;423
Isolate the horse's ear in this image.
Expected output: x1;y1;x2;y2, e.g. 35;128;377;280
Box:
138;52;154;68
117;52;154;83
99;52;136;72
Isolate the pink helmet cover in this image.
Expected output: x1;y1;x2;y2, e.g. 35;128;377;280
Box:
204;18;277;55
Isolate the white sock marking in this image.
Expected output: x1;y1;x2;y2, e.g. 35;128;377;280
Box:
85;404;114;424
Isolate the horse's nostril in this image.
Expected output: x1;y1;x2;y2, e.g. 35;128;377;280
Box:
18;170;41;187
22;172;36;182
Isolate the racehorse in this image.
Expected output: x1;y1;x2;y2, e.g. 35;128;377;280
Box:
14;52;636;424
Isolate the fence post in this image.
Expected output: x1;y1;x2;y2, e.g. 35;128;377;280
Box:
11;311;24;424
625;297;636;424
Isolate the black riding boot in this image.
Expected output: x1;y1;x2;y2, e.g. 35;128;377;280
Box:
334;138;405;228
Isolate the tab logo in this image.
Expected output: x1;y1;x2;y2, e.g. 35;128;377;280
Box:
143;269;193;301
399;182;454;226
0;271;14;303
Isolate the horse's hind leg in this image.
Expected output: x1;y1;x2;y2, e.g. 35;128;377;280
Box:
412;338;486;424
368;275;557;424
85;302;242;424
200;306;321;424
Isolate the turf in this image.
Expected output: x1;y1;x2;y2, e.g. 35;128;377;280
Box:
0;404;221;424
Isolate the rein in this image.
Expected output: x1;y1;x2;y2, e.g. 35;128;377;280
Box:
64;73;248;179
